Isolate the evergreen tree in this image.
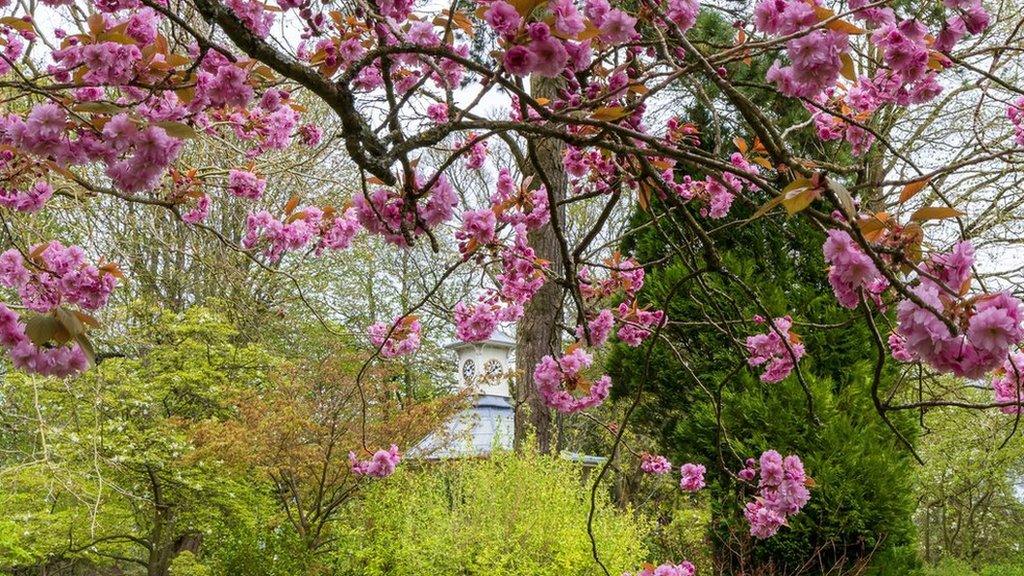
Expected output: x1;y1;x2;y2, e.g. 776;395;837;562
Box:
605;12;920;573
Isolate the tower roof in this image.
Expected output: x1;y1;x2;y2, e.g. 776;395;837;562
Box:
445;331;516;351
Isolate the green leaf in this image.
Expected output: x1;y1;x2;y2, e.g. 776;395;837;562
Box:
23;315;60;347
154;121;198;139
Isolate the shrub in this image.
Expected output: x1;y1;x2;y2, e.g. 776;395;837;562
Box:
329;449;651;576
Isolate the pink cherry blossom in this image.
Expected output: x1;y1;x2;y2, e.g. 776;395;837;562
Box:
624;562;696;576
745;316;806;383
992;353;1024;414
368;316;422;358
534;347;612;412
228;169;266;200
350;444;401;478
741;451;811;538
679;463;706;492
822;229;887;309
640;453;672;475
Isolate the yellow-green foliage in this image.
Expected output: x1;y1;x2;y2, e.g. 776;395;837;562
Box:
333;450;651;576
170;552;212;576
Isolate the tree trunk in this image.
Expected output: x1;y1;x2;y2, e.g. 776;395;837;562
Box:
514;75;566;454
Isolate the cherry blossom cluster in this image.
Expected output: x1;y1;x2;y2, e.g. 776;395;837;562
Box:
756;0;988;156
352;176;457;247
0;243;119;377
616;301;666;347
349;444;401;478
1010;97;1024;148
492;169;551;231
640;453;672;475
741;451;811;539
496;225;548;308
454;293;524;343
368;315;422;358
822;229;888;309
579;256;645;302
456;208;497;255
745;315;806;383
992;353;1024;414
533;346;612;413
0;179;53;214
895;242;1024;378
668;152;761;220
574;256;665;348
242;205;360;261
623;561;696;576
679;463;706;492
453;215;551;344
483;0;638;80
1;244;117;313
0;304;89;377
301;8;470;94
0;26;26;77
228;169;267;200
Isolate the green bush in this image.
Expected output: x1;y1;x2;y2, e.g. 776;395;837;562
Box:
329;450;651;576
170;551;212;576
920;557;1024;576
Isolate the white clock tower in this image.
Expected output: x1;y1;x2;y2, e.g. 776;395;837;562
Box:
410;332;516;459
451;331;515;398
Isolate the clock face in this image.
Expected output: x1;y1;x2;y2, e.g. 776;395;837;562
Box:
484;359;504;376
462;359;476;380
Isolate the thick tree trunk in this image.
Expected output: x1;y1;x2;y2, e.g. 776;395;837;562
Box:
514;75;566;454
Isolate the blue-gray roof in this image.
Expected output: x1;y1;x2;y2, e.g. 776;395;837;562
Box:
409;394;514;459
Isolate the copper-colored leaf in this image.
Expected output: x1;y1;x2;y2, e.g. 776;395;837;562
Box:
87;13;105;36
283;195;300;215
97;31;137;45
73;310;102;329
899;177;930;203
510;0;545;17
927;51;951;71
75;334;96;366
857;212;889;242
55;307;86;338
637;181;651;212
910;206;963;222
164;53;193;68
782;186;818;215
813;6;867;33
733;136;748;154
839;52;856;81
591;106;629;121
74;102;124;114
0;17;34;32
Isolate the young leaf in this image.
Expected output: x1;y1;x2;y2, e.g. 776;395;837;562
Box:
782;187;818;215
840;53;856;81
591;106;630;121
910;206;963;222
733;136;748;154
24;315;60;347
283;195;300;215
826;177;855;218
898;177;930;203
0;17;34;33
154;121;198;139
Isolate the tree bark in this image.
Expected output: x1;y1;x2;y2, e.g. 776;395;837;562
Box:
514;75;566;454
